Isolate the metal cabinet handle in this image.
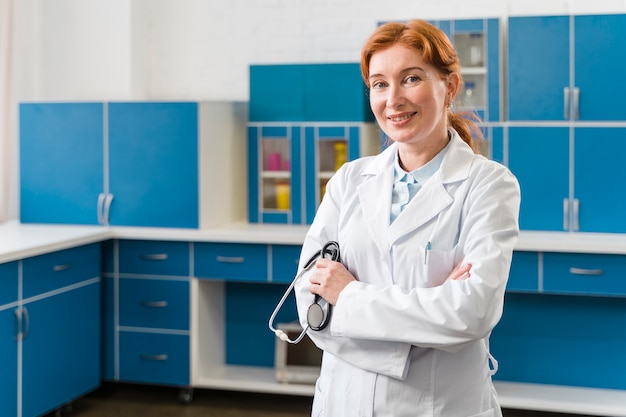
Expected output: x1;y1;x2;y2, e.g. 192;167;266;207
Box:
14;308;22;341
140;354;168;361
573;87;580;120
216;256;245;263
97;193;106;225
141;300;168;308
103;193;114;225
569;267;603;276
563;198;569;231
22;307;30;340
572;198;580;232
141;253;168;261
53;263;72;272
563;87;570;119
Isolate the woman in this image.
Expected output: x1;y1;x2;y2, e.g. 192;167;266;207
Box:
294;20;520;417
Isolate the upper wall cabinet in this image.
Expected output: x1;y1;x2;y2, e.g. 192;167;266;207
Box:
431;18;501;122
249;63;373;123
248;64;379;224
507;14;626;121
20;101;245;229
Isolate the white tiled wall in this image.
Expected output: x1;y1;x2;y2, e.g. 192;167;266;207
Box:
16;0;626;102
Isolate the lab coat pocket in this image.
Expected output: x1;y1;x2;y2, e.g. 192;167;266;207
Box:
422;245;456;288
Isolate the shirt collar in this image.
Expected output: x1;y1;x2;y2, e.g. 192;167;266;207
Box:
393;141;450;185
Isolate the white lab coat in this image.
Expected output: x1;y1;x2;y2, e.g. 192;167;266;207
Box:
294;129;521;417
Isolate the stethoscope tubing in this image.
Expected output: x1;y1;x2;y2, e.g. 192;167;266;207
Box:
268;241;341;344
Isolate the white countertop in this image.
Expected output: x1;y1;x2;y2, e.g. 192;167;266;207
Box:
2;220;626;263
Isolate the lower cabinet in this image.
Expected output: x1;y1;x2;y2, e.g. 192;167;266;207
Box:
492;251;626;391
0;244;101;417
102;240;191;387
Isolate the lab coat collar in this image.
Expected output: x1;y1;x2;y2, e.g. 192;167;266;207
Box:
357;129;475;249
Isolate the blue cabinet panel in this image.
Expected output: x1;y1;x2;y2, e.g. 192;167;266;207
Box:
271;245;302;284
0;261;18;306
108;102;199;228
249;65;306;122
0;308;17;417
119;278;190;330
22;283;101;417
507;16;570;121
195;243;268;282
508;127;569;231
575;14;626;121
225;282;298;367
101;276;115;381
19;103;104;224
507;251;539;292
491;293;626;390
543;253;626;296
119;331;189;386
574;127;626;233
22;243;100;299
249;64;372;123
118;240;190;276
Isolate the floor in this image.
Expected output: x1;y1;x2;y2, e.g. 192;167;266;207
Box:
46;382;596;417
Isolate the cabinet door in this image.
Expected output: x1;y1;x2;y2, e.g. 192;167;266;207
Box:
19;103;104;225
108;102;199;228
508;127;569;231
507;16;570;121
22;283;100;417
575;14;626;121
574;127;626;233
0;308;17;417
249;65;305;122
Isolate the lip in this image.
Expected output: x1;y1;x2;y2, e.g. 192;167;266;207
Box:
386;112;417;125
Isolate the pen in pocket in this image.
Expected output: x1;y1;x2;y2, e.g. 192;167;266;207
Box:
424;241;431;264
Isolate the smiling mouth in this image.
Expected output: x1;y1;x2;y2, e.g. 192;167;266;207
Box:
388;112;417;122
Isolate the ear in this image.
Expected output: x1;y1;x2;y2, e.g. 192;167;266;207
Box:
446;72;461;104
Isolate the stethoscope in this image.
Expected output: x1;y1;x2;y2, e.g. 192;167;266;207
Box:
268;241;341;344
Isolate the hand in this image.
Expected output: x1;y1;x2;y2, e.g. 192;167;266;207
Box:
448;259;471;281
309;258;356;305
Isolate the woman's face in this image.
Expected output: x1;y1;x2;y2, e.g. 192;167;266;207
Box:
368;44;455;148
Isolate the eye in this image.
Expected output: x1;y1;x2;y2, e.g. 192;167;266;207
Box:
405;75;421;85
371;80;387;90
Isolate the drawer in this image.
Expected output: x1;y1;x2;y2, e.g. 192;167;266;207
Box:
195;242;268;282
543;252;626;296
507;251;539;292
119;331;189;386
22;243;100;299
119;278;189;330
118;240;190;276
0;262;18;306
271;245;301;284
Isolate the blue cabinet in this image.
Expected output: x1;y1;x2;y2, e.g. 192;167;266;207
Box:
0;244;101;417
248;63;379;225
0;262;18;417
102;240;190;386
508;126;626;233
433;18;501;122
508;14;626;121
20;102;199;228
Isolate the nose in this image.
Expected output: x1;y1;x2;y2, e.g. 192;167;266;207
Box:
387;84;406;109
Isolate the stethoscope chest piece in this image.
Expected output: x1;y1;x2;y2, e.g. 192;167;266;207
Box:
307;296;330;331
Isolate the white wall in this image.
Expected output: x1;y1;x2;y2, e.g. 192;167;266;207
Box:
8;0;626;219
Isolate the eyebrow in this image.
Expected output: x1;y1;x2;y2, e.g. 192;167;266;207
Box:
368;66;426;80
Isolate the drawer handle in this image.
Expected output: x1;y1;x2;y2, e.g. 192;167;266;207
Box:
141;300;168;308
140;354;168;361
53;263;72;272
216;256;245;264
141;254;168;261
569;267;603;276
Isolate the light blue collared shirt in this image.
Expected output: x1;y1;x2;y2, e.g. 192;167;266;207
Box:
390;144;449;224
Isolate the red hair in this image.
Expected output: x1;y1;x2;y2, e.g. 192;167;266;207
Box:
361;20;483;152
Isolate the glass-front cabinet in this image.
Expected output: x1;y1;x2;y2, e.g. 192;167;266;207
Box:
248;123;378;224
248;63;379;225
